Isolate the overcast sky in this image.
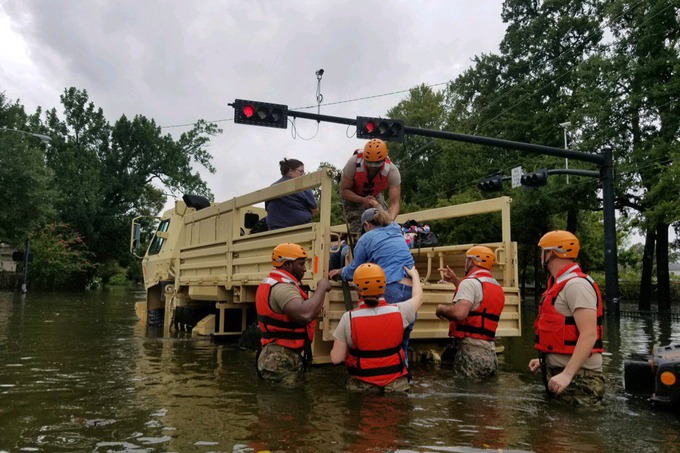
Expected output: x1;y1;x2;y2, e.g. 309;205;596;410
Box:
1;1;508;207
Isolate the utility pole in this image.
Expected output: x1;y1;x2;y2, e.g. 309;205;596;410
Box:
559;122;571;184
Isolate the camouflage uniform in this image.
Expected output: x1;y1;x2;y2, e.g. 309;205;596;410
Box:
345;376;410;393
547;367;605;406
257;343;304;385
340;194;388;236
452;339;498;379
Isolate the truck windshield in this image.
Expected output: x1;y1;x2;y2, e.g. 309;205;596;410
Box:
148;219;170;255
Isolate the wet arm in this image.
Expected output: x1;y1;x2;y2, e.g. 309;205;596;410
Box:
330;340;348;364
282;279;332;324
436;299;472;321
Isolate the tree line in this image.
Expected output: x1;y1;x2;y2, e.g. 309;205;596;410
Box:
0;88;220;289
1;0;677;309
382;0;679;310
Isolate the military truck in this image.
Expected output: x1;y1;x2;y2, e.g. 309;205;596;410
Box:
131;169;521;363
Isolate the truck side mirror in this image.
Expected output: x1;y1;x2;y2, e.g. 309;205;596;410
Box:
131;223;141;252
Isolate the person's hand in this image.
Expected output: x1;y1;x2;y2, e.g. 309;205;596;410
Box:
548;371;573;395
403;265;419;279
317;278;333;292
362;196;378;209
528;358;541;373
328;269;342;281
438;265;458;284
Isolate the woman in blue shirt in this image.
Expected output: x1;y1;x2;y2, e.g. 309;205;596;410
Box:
265;158;318;230
329;207;416;361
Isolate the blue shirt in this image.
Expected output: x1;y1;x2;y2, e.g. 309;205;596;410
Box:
265;176;318;230
341;222;415;284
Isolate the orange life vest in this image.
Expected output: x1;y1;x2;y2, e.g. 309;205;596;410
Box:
345;299;408;387
534;264;604;355
448;269;505;341
351;150;394;197
255;269;315;353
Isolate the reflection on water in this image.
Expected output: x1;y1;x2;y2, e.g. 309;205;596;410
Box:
0;290;679;452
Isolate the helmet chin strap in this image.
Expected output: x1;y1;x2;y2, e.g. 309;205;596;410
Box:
542;250;557;273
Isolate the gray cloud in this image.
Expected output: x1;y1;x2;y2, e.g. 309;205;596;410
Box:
1;0;506;205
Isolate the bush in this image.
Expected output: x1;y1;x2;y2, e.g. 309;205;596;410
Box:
29;223;95;290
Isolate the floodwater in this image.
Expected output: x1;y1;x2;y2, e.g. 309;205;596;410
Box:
0;289;679;453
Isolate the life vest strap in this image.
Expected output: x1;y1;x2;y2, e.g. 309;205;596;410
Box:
348;344;402;359
257;314;305;330
261;330;308;340
466;311;500;322
455;324;496;338
347;363;405;378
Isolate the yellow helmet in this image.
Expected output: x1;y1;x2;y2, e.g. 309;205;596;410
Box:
363;139;388;162
466;246;496;270
538;230;580;259
353;263;386;297
272;243;308;267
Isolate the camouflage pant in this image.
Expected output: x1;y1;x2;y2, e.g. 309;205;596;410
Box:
346;376;410;393
452;341;498;380
340;193;388;236
547;367;605;406
257;343;304;385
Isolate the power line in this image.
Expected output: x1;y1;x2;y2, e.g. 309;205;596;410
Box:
160;82;450;130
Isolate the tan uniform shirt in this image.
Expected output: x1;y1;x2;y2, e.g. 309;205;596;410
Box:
546;277;603;371
269;283;304;314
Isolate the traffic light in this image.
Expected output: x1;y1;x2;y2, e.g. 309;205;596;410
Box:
521;168;549;187
230;99;288;129
479;175;504;192
356;117;405;142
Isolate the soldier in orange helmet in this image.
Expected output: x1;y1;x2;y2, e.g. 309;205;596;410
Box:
529;230;605;405
436;246;505;379
339;139;402;235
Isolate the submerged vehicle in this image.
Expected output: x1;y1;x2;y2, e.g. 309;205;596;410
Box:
130;169;522;363
624;343;680;409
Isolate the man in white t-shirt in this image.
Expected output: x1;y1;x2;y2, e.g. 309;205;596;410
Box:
330;263;422;392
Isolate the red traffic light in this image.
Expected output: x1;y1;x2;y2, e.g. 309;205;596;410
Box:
242;105;255;118
356;116;405;142
231;99;289;129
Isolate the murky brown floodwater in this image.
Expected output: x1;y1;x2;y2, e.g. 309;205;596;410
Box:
1;288;679;453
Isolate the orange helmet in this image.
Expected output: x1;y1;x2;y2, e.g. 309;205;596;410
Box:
363;139;388;162
272;243;308;267
466;246;496;270
353;263;386;297
538;230;580;259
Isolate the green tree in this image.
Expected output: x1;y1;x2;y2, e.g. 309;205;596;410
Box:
578;0;680;310
0;93;57;246
43;88;221;278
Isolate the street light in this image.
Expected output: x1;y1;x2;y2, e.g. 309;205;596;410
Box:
1;126;51;294
1;126;52;144
559;122;571;184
